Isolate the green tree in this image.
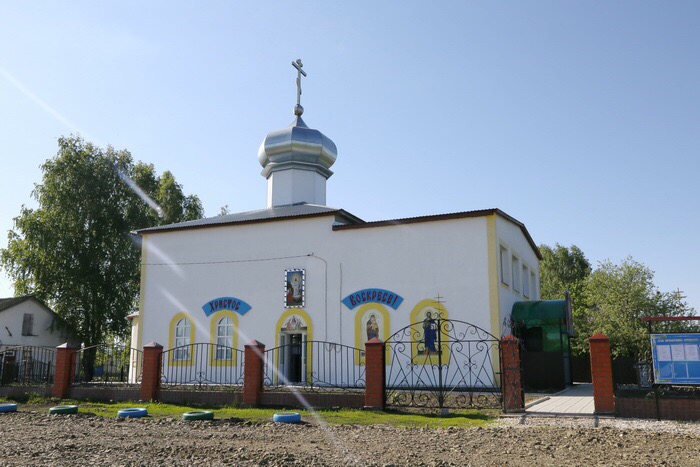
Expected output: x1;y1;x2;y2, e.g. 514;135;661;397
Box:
538;245;695;358
539;244;592;355
218;204;230;216
653;289;695;328
539;244;592;300
1;136;203;354
587;258;693;359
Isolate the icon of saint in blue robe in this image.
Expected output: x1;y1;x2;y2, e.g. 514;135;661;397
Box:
423;311;438;354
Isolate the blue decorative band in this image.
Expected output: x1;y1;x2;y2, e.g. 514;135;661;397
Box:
342;289;403;310
202;297;252;316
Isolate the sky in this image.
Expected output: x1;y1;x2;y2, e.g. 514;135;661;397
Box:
1;1;698;312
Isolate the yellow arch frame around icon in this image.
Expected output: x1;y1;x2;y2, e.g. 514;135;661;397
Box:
354;303;391;364
409;299;451;365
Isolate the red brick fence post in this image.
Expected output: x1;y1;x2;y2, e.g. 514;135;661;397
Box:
500;335;524;413
140;342;163;402
589;333;615;414
243;340;265;406
364;337;385;409
52;343;77;399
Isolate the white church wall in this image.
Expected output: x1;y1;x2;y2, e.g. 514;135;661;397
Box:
495;214;541;333
332;217;493;344
140;215;335;352
139;214;496;353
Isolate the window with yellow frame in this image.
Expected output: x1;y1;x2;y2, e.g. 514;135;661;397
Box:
209;310;239;366
168;312;195;366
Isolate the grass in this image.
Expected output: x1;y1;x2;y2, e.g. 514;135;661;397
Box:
1;395;496;428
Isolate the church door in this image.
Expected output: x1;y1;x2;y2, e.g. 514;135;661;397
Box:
278;332;306;384
288;333;303;383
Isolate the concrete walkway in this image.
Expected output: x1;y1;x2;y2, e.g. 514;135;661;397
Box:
526;383;595;416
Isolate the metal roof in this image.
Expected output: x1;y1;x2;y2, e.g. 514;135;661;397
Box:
258;115;337;179
136;203;364;234
512;300;567;321
0;297;29;312
0;296;58;318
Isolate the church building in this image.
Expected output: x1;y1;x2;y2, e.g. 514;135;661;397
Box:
131;61;541;385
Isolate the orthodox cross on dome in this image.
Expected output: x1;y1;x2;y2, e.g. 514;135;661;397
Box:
292;59;307;115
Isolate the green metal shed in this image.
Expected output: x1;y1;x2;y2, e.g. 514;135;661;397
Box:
511;296;573;390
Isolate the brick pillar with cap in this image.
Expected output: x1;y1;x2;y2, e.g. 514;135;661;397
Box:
589;333;615;414
52;343;77;399
364;337;385;409
140;342;163;402
243;340;265;406
500;335;524;412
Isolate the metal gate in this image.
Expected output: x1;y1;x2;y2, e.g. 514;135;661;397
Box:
263;340;365;390
385;319;502;409
0;345;56;385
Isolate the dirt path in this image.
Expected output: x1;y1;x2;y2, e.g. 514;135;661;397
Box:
0;411;699;466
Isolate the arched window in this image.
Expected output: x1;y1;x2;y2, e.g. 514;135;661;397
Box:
209;310;239;366
174;318;191;361
168;312;195;366
215;316;233;361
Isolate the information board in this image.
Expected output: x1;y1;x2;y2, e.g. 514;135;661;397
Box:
650;333;700;384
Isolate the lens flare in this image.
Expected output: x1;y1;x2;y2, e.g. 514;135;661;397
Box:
235;326;362;464
113;164;165;218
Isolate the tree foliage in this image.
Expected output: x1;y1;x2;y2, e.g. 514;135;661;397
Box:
586;258;660;359
1;136;203;347
539;243;695;359
587;258;693;359
539;244;592;344
539;244;591;301
218;204;230;216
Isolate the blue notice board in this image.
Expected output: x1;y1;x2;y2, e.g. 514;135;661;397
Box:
650;334;700;384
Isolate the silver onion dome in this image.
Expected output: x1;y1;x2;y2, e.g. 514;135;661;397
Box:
258;113;337;179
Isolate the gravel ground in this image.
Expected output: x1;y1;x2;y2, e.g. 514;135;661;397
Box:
0;411;699;466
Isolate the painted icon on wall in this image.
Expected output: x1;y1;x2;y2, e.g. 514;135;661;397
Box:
284;315;305;332
366;313;380;341
355;305;390;362
410;300;450;363
358;306;386;359
422;311;439;355
361;308;383;345
414;307;444;356
284;269;305;308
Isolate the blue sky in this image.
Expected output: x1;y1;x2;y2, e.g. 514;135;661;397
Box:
1;2;698;311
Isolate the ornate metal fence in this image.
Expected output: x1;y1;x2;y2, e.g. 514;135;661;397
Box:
161;343;244;390
74;344;142;386
0;345;56;385
263;340;365;392
385;319;502;409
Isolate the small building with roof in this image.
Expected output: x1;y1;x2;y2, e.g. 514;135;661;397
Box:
0;296;67;348
131;62;542;385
